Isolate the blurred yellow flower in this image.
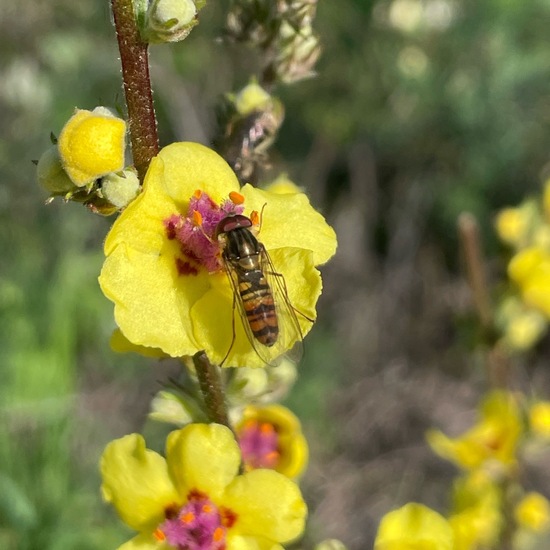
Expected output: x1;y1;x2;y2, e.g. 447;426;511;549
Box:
101;423;306;550
235;404;308;479
529;401;550;438
374;503;454;550
508;246;550;317
58;107;126;186
426;391;522;472
448;471;502;550
99;142;336;367
495;202;537;249
514;492;550;533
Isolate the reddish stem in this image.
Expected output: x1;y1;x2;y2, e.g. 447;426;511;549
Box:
111;0;159;182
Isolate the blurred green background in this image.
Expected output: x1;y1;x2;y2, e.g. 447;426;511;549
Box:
2;0;550;548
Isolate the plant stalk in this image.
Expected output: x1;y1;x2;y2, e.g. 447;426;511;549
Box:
193;351;231;428
111;0;159;182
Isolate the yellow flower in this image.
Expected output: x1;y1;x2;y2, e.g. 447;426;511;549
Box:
514;492;550;533
495;205;533;248
101;423;306;550
426;391;522;471
58;107;126;186
99;142;336;368
508;246;550;317
235;404;308;479
374;503;454;550
529;401;550;438
448;471;502;550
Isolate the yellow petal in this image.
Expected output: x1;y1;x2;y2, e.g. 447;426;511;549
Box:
514;492;550;533
58;108;126;186
241;184;337;266
110;329;168;358
227;534;284;550
117;533;168;550
374;503;454;550
100;434;180;532
99;241;210;357
165;424;240;502
223;469;307;543
154;142;240;205
529;401;550;437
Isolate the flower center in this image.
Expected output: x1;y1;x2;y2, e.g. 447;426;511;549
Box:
154;491;236;550
163;190;245;274
238;419;280;471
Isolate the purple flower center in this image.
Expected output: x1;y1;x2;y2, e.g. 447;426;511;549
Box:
164;191;244;274
155;492;236;550
238;420;280;471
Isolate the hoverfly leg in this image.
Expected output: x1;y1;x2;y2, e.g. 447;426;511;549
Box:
220;290;238;367
268;269;314;323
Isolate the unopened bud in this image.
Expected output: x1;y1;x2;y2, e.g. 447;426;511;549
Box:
100;168;140;209
36;145;78;196
57;107;126;187
315;540;348;550
144;0;205;43
276;22;321;83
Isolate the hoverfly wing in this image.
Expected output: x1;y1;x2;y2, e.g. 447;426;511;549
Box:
258;244;306;365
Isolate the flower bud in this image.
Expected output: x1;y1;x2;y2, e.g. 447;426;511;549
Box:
233;81;273;115
100;168;140;209
36;145;78;196
143;0;205;43
275;22;321;84
58;107;126;187
149;390;198;426
315;540;348;550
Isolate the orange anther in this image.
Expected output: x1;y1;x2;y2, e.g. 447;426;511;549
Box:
153;528;166;541
193;189;203;198
202;503;214;514
182;511;195;524
192;210;203;226
260;422;275;434
229;191;245;205
250;210;260;226
213;527;225;542
265;450;280;464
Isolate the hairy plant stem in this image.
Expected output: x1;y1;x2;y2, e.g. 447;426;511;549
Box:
111;0;159;182
458;212;510;387
193;351;231;428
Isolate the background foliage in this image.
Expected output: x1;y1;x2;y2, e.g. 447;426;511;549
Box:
2;0;550;548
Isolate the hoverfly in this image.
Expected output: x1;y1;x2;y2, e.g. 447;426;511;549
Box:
215;212;309;366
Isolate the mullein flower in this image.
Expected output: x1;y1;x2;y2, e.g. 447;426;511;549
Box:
514;492;550;533
508;246;550;318
447;471;502;550
235;404;308;479
374;503;454;550
101;423;306;549
426;391;523;473
99;142;336;368
529;401;550;438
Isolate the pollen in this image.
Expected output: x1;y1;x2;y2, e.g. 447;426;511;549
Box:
250;210;260;226
229;191;245;205
193;189;203;198
153;528;166;541
213;527;224;542
260;422;275;434
203;503;214;513
182;511;195;523
192;210;203;226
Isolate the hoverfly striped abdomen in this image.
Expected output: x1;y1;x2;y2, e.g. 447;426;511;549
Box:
216;214;279;347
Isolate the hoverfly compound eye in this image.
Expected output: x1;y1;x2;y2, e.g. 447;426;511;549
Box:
215;214;253;237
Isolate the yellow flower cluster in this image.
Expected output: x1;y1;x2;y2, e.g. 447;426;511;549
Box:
494;181;550;351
